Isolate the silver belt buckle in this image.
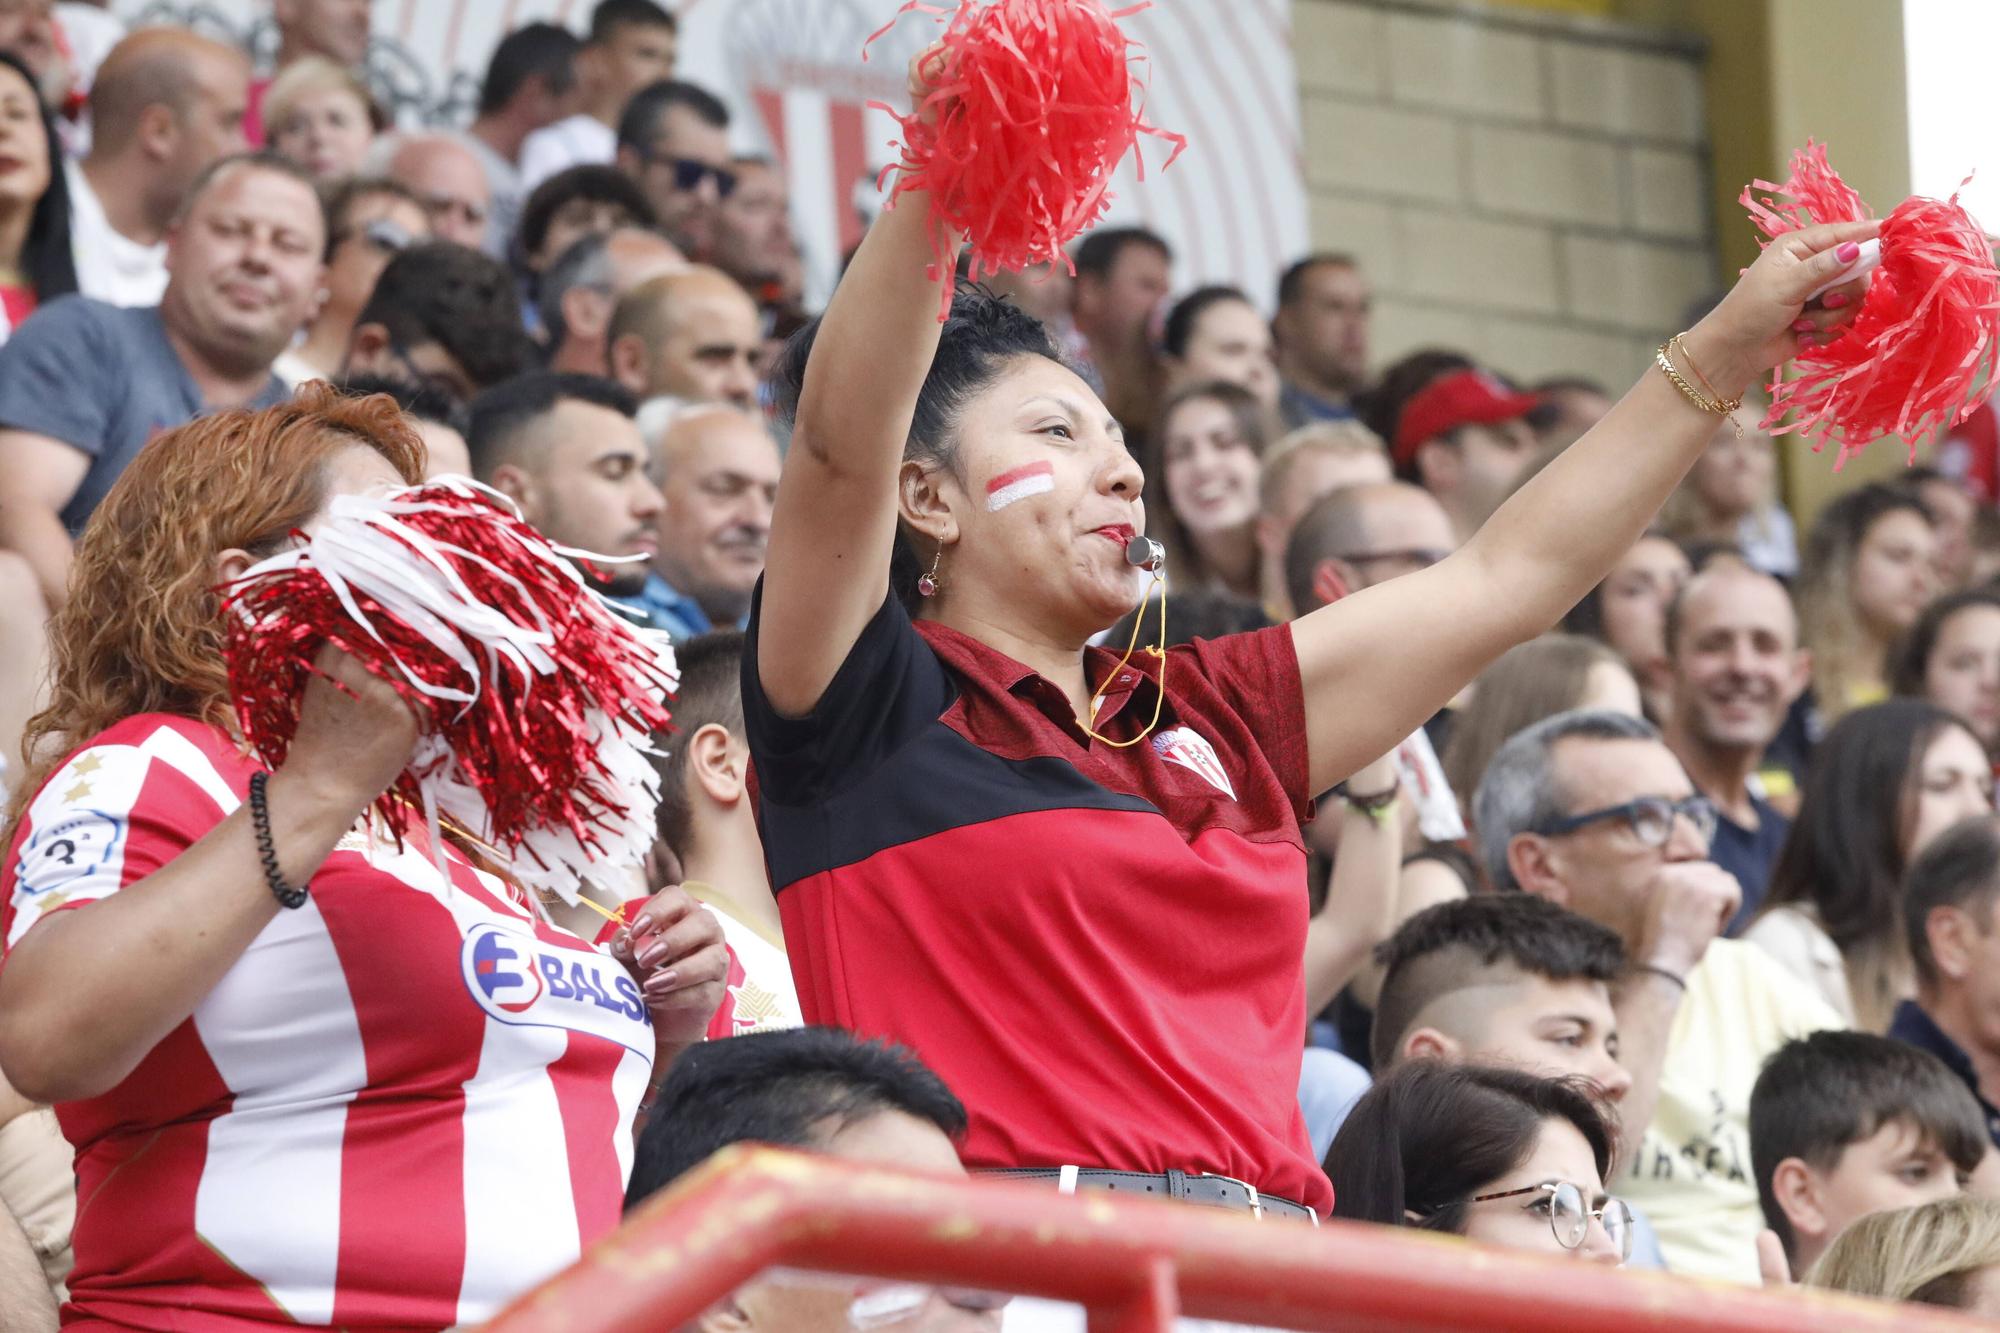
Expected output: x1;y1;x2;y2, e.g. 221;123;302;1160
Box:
1199;1171;1262;1219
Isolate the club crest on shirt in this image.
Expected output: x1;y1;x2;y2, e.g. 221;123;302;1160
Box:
13;808;127;898
460;921;653;1056
1151;727;1235;799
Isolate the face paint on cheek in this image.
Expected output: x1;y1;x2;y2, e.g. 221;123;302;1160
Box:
985;461;1055;512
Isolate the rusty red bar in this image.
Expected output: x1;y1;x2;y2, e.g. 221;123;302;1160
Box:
481;1145;1988;1333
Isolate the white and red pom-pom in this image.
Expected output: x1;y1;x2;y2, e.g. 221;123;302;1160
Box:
1742;139;2000;469
221;478;676;906
866;0;1185;320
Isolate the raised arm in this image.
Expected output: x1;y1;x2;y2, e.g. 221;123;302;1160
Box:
757;55;961;717
1293;220;1878;794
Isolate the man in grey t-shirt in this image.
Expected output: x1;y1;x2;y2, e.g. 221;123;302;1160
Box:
0;153;324;611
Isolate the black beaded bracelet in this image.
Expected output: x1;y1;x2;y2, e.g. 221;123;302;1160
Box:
248;772;310;910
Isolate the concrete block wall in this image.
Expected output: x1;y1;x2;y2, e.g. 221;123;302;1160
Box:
1294;0;1716;394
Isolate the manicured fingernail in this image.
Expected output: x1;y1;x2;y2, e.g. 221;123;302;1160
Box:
637;940;670;968
1836;241;1861;262
1791;319;1815;333
1823;292;1849;309
643;970;680;994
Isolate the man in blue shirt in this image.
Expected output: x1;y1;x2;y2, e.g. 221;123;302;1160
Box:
1272;253;1371;429
632;403;779;640
0;151;322;612
1892;814;2000;1149
1662;561;1810;932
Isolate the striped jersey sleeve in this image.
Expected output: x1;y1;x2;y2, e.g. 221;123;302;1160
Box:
5;723;236;949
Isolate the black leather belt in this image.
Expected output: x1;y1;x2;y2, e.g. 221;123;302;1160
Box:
982;1167;1318;1222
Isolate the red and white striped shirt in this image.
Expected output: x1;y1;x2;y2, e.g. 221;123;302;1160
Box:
2;715;654;1331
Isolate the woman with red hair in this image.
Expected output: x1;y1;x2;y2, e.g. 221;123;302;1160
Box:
0;384;725;1330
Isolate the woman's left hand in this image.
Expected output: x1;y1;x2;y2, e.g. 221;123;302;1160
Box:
609;886;728;1051
1683;218;1881;397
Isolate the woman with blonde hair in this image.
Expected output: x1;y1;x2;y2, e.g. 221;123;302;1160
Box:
0;385;724;1328
264;56;385;183
1806;1196;2000;1315
1797;483;1938;721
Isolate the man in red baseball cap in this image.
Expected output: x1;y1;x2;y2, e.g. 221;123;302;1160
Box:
1390;368;1541;543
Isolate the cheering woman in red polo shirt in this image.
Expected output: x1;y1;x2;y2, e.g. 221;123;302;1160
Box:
745;54;1875;1219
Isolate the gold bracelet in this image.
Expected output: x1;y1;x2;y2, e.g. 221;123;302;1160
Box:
1670;334;1731;406
1655;337;1744;438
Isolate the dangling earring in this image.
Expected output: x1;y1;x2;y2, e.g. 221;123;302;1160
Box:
918;548;943;598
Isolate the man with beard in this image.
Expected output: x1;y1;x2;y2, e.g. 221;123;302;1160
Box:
0;152;319;609
633;404;780;640
1662;562;1810;929
465;371;665;609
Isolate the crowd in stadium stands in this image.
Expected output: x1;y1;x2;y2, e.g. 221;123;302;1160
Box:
3;2;2000;1331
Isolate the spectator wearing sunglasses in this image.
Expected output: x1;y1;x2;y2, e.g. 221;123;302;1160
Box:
615;78;732;262
1327;1060;1630;1267
274;176;429;386
338;240;537;405
1475;709;1841;1282
1747;701;1994;1031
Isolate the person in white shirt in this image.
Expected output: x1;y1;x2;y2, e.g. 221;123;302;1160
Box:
465;22;581;261
518;0;675;194
645;629;801;1038
67;27;249;306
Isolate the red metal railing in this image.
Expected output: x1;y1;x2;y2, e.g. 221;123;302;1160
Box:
482;1145;1989;1332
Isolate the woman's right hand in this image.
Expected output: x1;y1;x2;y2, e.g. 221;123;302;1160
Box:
281;643;423;810
905;41;957;127
1682;218;1881;401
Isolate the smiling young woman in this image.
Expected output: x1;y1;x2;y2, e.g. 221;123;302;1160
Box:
744;48;1881;1220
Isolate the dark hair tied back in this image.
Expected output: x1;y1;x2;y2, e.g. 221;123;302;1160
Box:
770;286;1070;609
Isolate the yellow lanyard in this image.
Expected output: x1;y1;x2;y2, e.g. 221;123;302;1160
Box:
1082;572;1168;749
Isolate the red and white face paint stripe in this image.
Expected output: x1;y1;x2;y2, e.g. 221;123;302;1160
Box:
985;461;1056;511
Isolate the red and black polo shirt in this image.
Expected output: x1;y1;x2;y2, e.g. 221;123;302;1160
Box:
743;587;1329;1214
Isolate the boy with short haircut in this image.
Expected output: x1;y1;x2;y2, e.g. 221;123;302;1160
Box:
647;630;800;1038
1751;1030;1989;1277
1371;893;1632;1106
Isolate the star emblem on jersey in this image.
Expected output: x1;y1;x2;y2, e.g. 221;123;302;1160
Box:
1150;726;1235;799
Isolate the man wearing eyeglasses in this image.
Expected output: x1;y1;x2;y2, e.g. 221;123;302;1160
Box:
1474;709;1841;1284
375;133;493;253
1282;480;1456;616
615;79;734;262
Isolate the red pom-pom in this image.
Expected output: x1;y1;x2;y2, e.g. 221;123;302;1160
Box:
1741;140;2000;469
222;480;676;904
866;0;1185;319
